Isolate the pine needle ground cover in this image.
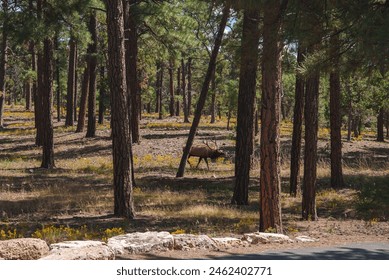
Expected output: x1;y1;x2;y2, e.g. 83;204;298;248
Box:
1;106;389;245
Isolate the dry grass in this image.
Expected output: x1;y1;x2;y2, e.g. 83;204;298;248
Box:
1;105;389;241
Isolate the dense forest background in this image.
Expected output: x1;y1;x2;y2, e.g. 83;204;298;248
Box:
0;0;388;243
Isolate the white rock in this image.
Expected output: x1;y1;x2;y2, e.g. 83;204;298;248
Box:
243;232;293;244
49;240;105;250
107;231;174;255
40;240;114;260
212;237;243;248
173;234;218;250
295;236;318;243
0;238;49;260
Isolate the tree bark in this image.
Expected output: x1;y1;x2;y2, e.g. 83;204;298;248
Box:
74;51;78;122
182;58;189;123
289;47;305;196
259;1;285;233
25;81;32;111
98;66;106;124
385;110;389;139
105;0;135;219
76;66;90;133
158;63;164;120
35;0;44;146
232;9;261;205
329;33;344;189
55;35;61;122
210;68;217;124
302;52;320;221
176;3;229;177
65;37;77;126
175;66;180;116
169;60;175;117
377;107;384;142
187;57;192;116
0;0;8;128
86;12;98;138
123;0;140;143
41;37;55;169
155;62;161;114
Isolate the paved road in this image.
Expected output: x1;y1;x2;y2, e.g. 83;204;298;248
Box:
214;242;389;260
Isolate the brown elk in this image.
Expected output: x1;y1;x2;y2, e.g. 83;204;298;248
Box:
185;141;225;169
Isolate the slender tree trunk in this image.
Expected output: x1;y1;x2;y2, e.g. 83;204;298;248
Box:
259;1;285;233
41;36;55;169
385;110;389;139
176;3;230;177
25;81;32;111
302;52;320;221
210;68;217;124
175;66;180;116
123;0;140;143
187;57;192;116
86;12;98;138
329;33;344;189
232;9;261;205
76;66;90;133
182;59;189;123
0;0;8;128
65;37;77;126
155;62;161;113
74;50;78;122
105;0;135;219
169;60;175;117
35;0;44;146
54;35;61;122
98;66;106;124
158;63;164;120
377;107;384;142
290;47;305;196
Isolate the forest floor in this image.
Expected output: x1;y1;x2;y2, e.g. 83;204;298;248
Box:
1;106;389;258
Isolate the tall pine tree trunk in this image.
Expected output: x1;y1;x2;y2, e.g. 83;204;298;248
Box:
155;62;161;113
123;0;140;143
302;54;320;221
259;1;286;233
175;66;180;116
0;0;8;128
289;46;305;196
187;57;192;116
169;60;175;117
41;36;55;169
329;33;344;189
210;68;217;124
158;63;164;120
232;9;260;205
177;3;230;177
86;12;98;138
105;0;135;219
76;66;90;133
35;0;44;146
55;35;61;122
377;108;384;142
25;80;32;111
98;66;106;124
182;59;189;123
65;37;77;126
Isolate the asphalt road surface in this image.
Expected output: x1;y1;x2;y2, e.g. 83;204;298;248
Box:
213;242;389;260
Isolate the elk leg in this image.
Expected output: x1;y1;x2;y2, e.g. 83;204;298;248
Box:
187;156;192;168
204;158;209;170
196;157;202;168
